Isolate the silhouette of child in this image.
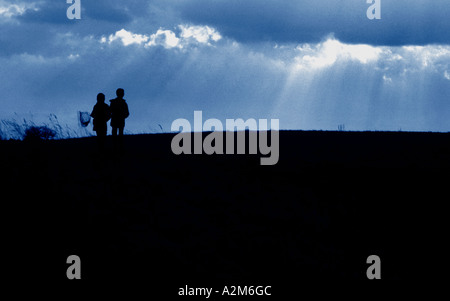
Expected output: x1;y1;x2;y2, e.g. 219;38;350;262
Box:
110;88;130;146
91;93;111;149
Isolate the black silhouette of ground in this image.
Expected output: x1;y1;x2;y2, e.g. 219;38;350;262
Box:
2;131;449;289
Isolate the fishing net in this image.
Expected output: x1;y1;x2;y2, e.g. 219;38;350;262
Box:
78;111;91;127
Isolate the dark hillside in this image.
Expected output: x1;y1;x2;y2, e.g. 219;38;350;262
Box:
1;131;449;287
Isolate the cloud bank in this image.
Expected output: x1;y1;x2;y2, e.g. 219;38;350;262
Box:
104;25;222;49
170;0;450;46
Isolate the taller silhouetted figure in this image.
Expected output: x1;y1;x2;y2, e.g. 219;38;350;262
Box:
91;93;111;150
110;88;130;150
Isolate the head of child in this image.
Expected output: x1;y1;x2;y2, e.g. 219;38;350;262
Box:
116;88;125;99
97;93;105;103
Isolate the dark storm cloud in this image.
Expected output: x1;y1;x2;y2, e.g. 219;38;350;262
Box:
82;0;133;24
4;1;450;48
15;1;68;24
169;0;450;46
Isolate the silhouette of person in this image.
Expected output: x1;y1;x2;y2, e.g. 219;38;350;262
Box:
110;88;130;149
90;93;111;150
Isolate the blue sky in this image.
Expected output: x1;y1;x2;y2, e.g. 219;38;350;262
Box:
0;0;449;134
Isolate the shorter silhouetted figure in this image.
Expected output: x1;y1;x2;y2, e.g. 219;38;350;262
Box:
91;93;111;150
110;88;130;150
